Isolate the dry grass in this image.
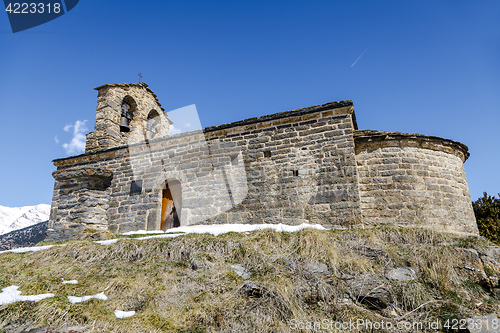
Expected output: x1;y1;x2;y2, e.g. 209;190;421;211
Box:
0;227;498;332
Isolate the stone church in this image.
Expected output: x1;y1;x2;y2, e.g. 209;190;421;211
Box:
47;83;478;240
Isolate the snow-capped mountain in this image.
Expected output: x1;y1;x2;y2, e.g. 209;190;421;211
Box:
0;204;50;235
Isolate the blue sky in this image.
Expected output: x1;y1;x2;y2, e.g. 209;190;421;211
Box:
0;0;499;207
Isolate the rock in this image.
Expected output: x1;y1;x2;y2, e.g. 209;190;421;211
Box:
478;246;500;288
190;253;214;271
386;267;419;281
381;304;402;318
296;278;334;305
190;258;207;270
357;245;386;262
238;282;292;319
347;275;393;310
304;261;329;274
277;258;335;305
335;297;353;307
240;281;266;298
453;248;488;287
492;288;500;300
298;260;335;304
76;228;113;240
303;260;333;282
230;264;251;280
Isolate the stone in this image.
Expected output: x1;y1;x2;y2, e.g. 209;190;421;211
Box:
238;281;292;319
386;267;419;281
303;261;332;282
478;246;500;288
347;275;393;310
453;248;489;287
230;264;252;280
492;289;500;300
190;255;214;271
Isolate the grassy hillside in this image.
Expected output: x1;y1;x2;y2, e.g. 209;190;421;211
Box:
0;228;499;332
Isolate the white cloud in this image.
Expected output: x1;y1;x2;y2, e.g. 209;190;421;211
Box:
169;124;182;135
62;120;88;155
184;122;192;128
54;136;59;144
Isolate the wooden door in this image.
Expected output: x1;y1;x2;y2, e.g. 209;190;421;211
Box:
160;187;174;231
160;180;182;231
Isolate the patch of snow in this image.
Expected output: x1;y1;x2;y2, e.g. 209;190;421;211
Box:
67;292;107;304
122;223;326;236
159;223;325;236
62;279;78;285
120;223;327;241
0;245;59;254
114;310;136;319
0;285;54;305
136;233;183;241
122;230;169;235
0;204;50;235
94;239;119;245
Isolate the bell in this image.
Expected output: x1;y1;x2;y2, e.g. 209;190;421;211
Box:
120;116;130;132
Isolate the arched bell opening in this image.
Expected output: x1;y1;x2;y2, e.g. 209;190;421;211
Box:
120;95;137;132
146;110;161;140
160;180;182;231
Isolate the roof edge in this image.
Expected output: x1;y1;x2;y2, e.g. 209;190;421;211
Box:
204;100;354;133
93;82;165;112
354;130;470;162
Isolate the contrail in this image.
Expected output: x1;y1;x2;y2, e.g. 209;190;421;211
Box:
351;47;369;67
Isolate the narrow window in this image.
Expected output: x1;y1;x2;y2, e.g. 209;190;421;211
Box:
292;170;299;177
264;151;272;158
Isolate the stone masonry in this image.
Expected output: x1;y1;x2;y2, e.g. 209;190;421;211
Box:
355;130;476;234
47;83;478;240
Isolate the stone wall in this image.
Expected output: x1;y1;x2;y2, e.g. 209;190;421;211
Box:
48;101;361;240
49;167;112;240
354;130;478;235
85;83;172;153
47;83;478;241
203;102;361;227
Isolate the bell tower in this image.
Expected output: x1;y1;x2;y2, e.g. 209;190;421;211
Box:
85;83;173;153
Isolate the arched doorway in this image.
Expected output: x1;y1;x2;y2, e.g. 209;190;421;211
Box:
160;180;181;230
